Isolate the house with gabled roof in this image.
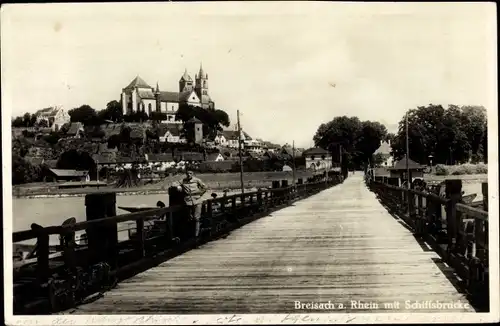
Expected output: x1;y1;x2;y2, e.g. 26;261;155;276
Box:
206;152;225;162
120;65;215;118
145;153;176;171
215;129;252;149
303;147;334;171
374;140;393;167
157;123;185;143
66;122;84;138
35;106;70;132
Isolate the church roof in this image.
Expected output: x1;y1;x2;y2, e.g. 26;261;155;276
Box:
179;69;193;82
124;76;151;90
158;90;197;103
138;89;155;100
180;90;196;102
197;63;207;79
159;91;179;102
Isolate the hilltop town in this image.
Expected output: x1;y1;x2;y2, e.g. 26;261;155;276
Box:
11;67;337;187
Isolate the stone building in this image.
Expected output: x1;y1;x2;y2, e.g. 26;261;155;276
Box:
120;64;215;119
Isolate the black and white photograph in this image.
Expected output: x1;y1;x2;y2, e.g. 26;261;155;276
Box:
2;2;498;324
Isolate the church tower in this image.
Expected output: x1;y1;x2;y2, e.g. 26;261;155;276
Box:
154;82;161;112
195;63;209;106
179;68;193;93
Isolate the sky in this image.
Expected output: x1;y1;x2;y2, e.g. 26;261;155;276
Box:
1;2;497;148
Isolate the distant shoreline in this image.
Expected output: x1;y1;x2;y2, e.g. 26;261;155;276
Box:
12;172;488;199
15;185;260;199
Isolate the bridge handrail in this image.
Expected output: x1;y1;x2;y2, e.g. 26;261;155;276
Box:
12;174;344;314
367;177;489;309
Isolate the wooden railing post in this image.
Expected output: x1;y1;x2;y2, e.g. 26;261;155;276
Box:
257;189;263;211
85;192;118;268
482;182;488;212
206;200;213;233
445;180;462;254
136;219;145;258
37;231;50;284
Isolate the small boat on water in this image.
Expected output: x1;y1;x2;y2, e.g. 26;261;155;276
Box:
118;200;167;213
118;206;158;213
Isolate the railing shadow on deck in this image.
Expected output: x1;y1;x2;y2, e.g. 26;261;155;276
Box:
12;173;345;315
365;176;489;312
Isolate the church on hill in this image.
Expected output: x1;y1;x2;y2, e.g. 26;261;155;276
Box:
121;64;215;122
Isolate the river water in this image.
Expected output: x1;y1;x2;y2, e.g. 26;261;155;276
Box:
11;190;241;246
10;183;484;246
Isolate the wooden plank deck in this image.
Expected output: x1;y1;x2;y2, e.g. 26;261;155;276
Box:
65;174;474;314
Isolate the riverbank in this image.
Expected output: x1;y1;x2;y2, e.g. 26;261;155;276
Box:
12;170;317;199
423;173;488;184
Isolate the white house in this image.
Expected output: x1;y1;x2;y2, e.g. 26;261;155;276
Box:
145;153;176;171
302;147;334;171
374;140;394;167
217;129;252;149
244;139;264;154
157;124;185;143
206;153;225;162
35;106;71;132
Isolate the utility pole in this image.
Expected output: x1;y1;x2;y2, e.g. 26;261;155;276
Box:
405;112;410;188
292;140;296;188
339;144;342;171
237;110;244;194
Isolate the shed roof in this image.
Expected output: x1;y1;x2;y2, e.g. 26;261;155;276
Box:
389;155;425;171
49;169;88;177
147;153;175;162
303;147;329;156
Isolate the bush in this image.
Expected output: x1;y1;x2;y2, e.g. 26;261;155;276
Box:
434;163;487;176
435;164;449;176
475;163;488;174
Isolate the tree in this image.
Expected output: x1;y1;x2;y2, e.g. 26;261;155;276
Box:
36;119;49;128
69;105;100;126
12;154;41;184
150;112;168;122
354;121;388;166
390;104;487;165
312;116;388;170
482;120;488;163
313;116;362;168
22;113;37;127
57;149;96;172
123;111;149;122
12;138;32;157
98;100;123;123
176;104;231;141
12;116;24;128
107;134;121;149
42;132;61;145
372;153;387;167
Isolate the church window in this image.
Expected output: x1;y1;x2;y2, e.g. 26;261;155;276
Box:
148;103;152;111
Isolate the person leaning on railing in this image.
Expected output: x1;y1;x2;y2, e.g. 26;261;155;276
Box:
173;168;208;240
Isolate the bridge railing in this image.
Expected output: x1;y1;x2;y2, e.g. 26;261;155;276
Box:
367;178;489;310
12;174;344;314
